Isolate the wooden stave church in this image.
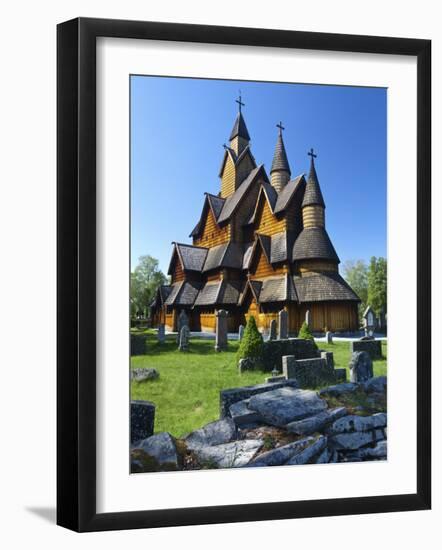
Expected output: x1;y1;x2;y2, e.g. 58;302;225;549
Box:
150;100;360;334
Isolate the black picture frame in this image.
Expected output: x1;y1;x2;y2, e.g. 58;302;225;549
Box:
57;17;431;532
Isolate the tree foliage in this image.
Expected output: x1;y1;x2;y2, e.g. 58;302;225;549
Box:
298;321;315;342
343;257;387;321
367;256;387;316
237;316;264;362
130;255;168;317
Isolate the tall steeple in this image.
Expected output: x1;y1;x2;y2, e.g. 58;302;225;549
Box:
302;149;325;228
229;93;250;156
270;122;291;193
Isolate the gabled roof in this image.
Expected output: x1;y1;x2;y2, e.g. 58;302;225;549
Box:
150;285;172;308
229;111;250;141
194;280;244;307
271;131;291;174
165;281;202;306
295;272;359;302
194;281;222;306
292;227;339;263
256;234;271;263
270;231;294;264
218;164;268;223
218;144;256;178
168;242;208;274
189;193;226;238
302;157;325;208
274;174;305;213
202;242;244;272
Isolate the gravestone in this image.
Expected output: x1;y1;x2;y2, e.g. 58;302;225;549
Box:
130;334;147;356
282;355;336;388
178;325;190;351
278;310;288;339
131;400;155;444
326;331;333;344
349;351;373;383
157;323;165;344
215;309;228;352
176;310;189;343
305;309;311;327
350;339;382;360
269;319;277;341
363;306;376;337
238;324;245;341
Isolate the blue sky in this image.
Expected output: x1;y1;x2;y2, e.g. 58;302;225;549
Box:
130;75;386;274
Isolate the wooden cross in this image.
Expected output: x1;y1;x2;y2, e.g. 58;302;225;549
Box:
308;147;317;159
236;92;245;112
276;121;285;133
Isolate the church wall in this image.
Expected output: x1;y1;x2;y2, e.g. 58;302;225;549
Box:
171;259;185;283
220;155;236;198
230;136;248;156
250;247;285;278
255;196;286;235
270;171;290;193
193;208;230;248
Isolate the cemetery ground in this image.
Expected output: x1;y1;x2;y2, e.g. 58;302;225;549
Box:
130;328;387;439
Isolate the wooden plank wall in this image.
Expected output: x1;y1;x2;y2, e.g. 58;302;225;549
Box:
193;208;230;248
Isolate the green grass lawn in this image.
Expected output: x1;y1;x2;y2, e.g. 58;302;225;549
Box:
131;330;387;438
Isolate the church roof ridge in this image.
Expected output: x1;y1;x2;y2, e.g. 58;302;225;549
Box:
302;150;325;208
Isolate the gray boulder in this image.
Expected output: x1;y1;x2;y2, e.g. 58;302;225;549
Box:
318;382;359;398
363;376;387;394
131;368;159;382
315;447;330;464
185;418;236;451
247;437;315;467
138;432;180;469
359;440;387;459
329;430;384;451
229;399;261;427
349;351;373;383
326;413;387;435
286;407;347;435
195;439;263;468
248;388;327;427
286;436;328;465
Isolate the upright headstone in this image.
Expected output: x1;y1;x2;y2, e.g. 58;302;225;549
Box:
269;319;277;341
326;331;333;344
363;306;376;337
176;310;189;343
278;310;288;339
349;351;373;383
215;309;228;352
131;400;155;444
305;309;311;327
157;323;165;344
238;324;245;341
178;325;190;351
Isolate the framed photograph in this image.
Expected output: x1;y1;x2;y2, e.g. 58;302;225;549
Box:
57;17;431;532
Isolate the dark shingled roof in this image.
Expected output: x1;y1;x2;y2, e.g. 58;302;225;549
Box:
218;165;267;223
229;111;250;141
302;157;325;208
218;281;244;305
194;281;221;306
165;282;183;305
166;281;202;306
257;234;271;262
150;285;172;308
259;276;288;303
270;231;294;264
261;181;278;211
292;227;340;263
174;243;208;272
274;174;305;213
202;242;244;272
294;272;360;303
242;242;254;269
271;131;291;174
207;193;225;219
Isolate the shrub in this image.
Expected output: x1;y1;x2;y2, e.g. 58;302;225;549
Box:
298;321;315;343
237;316;264;364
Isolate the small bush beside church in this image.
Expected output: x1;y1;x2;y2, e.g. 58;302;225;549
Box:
237;316;264;369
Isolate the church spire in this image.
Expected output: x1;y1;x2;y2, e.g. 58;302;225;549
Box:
229;93;250;155
270;122;291;193
302;149;325;228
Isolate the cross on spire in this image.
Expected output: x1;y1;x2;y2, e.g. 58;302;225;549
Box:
276;121;285;135
236;92;245;113
308;147;317;160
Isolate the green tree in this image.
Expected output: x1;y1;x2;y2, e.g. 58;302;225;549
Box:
130;255;168;318
298;321;315;342
367;256;387;316
343;259;368;320
237;316;264;363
